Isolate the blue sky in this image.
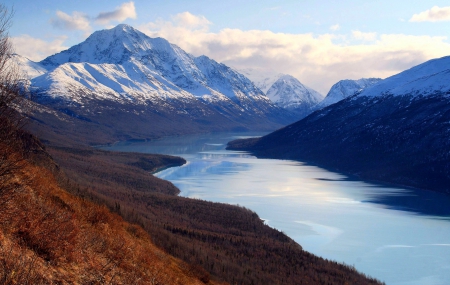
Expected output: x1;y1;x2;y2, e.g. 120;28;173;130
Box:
5;0;450;94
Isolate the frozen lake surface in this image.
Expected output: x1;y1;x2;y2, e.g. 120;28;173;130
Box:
103;132;450;285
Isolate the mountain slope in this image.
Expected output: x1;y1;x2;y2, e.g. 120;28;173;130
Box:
0;117;215;285
266;74;324;118
237;68;324;118
314;78;381;110
236;67;284;93
24;25;296;145
228;56;450;193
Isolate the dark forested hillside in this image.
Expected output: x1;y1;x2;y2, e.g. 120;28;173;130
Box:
48;145;383;285
227;93;450;194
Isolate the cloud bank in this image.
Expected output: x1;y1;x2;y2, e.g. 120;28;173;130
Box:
11;35;68;61
410;6;450;22
95;1;137;25
140;12;450;94
50;1;137;33
50;11;90;31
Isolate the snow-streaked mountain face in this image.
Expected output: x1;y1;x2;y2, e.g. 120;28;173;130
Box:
12;54;48;79
236;68;324;119
23;24;297;144
37;24;266;103
314;78;381;110
359;56;450;98
266;75;324;117
229;55;450;193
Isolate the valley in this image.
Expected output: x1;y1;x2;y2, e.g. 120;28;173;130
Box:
105;132;450;285
3;7;449;283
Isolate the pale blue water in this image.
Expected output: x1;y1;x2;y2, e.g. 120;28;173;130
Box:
103;132;450;285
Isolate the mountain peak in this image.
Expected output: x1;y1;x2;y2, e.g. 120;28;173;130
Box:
266;74;324;118
112;23;133;30
314;77;382;110
235;67;285;93
39;24;177;68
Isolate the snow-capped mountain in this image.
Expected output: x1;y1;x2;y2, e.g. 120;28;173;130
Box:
359;56;450;98
35;24;269;105
12;54;48;79
314;78;381;110
236;68;323;118
228;55;450;194
237;67;284;94
266;75;324;118
24;24;296;144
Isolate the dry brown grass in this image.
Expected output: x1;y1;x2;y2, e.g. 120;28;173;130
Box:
0;146;221;285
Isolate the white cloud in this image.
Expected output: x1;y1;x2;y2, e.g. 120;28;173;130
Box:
171;12;211;31
11;35;68;61
95;1;137;25
139;12;450;95
50;10;91;31
352;30;377;41
410;6;450;22
330;24;340;31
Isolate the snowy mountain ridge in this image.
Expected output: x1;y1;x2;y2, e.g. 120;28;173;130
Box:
266;74;324;116
20;24;296;143
236;68;323;118
33;24;268;106
236;67;285;94
359;56;450;98
315;78;382;110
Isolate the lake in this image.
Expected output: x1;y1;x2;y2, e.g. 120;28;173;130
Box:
103;132;450;285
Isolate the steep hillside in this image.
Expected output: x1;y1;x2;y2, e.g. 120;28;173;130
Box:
228;56;450;194
47;143;383;285
0;120;215;285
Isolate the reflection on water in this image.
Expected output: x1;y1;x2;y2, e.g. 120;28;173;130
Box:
103;132;450;285
366;186;450;217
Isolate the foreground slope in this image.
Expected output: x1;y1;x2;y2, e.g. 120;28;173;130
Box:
228;56;450;193
47;143;383;285
0;120;215;285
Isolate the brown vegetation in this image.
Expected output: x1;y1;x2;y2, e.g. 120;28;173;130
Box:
1;4;383;284
48;145;384;285
0;121;221;285
0;6;220;284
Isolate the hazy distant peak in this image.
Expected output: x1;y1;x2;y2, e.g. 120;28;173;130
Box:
315;77;382;110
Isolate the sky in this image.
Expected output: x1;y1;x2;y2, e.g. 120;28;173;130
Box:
4;0;450;94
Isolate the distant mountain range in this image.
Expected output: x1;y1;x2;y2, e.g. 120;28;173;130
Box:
228;56;450;194
238;68;324;118
18;24;297;145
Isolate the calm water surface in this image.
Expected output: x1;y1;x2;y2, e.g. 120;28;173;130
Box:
103;132;450;285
